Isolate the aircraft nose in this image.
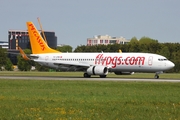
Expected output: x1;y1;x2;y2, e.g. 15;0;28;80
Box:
168;61;175;69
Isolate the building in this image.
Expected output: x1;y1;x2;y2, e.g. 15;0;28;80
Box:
87;35;130;46
8;30;57;50
8;30;57;65
0;41;8;49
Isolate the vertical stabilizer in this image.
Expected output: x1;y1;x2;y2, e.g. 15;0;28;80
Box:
26;22;60;54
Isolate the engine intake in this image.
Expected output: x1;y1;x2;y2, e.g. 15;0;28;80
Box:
87;66;108;75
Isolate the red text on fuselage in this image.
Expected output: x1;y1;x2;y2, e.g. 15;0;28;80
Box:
95;54;145;68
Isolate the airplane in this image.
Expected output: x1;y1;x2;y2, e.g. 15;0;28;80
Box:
25;21;175;79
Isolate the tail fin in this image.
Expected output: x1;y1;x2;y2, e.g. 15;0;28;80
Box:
18;47;30;60
26;21;60;54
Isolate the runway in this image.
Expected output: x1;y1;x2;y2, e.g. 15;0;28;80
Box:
0;76;180;82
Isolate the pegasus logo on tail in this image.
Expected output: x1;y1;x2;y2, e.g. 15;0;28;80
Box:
27;21;60;54
28;23;46;51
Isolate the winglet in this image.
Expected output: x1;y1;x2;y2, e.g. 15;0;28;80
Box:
26;21;60;54
119;49;122;53
18;47;30;60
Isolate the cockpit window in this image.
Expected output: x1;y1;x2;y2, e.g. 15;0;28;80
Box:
158;58;167;61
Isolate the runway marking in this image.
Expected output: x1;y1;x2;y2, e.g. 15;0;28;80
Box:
0;76;180;82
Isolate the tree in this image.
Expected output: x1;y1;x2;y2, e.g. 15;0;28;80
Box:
138;37;159;53
17;55;31;71
169;49;180;73
96;44;108;52
5;58;13;71
0;48;8;70
128;37;140;52
17;49;32;71
158;45;170;58
57;45;73;52
131;37;138;42
74;45;89;52
139;37;158;44
35;63;50;71
0;48;13;71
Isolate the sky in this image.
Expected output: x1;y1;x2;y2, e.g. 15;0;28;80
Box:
0;0;180;49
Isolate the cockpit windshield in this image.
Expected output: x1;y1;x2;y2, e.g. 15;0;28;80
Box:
158;58;168;61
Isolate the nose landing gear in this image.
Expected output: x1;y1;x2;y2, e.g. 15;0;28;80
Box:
154;71;163;79
154;74;159;79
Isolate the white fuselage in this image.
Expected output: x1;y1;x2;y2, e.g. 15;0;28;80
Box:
30;52;175;73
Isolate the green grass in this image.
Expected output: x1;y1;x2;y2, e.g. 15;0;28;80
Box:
0;71;180;79
0;80;179;119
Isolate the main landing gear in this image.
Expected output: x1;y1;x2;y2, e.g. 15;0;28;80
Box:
83;73;91;78
99;75;107;78
154;71;163;79
83;73;107;78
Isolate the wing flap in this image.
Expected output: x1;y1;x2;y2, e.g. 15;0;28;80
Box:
54;62;90;71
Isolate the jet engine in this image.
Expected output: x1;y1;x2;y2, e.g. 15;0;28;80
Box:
87;66;108;75
114;72;134;75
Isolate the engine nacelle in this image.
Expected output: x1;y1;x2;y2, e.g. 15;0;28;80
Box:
87;66;108;75
114;72;134;75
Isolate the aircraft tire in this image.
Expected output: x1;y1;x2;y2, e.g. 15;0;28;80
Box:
100;75;107;78
84;73;91;78
154;75;159;79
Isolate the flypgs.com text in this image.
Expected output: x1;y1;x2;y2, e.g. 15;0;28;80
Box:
95;54;145;68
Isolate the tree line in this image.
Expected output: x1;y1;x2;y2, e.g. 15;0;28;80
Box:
0;37;179;72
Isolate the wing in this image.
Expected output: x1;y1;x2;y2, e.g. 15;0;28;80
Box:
53;61;91;71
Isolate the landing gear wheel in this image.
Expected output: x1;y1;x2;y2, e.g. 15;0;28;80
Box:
99;75;107;78
83;73;91;78
154;75;159;79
